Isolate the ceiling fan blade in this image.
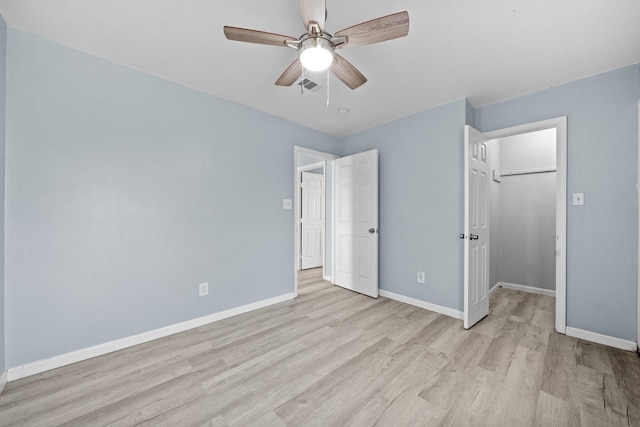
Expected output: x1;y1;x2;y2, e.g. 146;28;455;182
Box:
275;59;303;86
334;11;409;48
299;0;326;32
223;26;297;47
331;54;367;90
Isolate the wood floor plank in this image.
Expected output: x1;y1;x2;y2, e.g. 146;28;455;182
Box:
343;348;448;427
245;410;286;427
534;390;581;427
607;346;640;425
519;324;552;354
576;340;614;375
226;338;372;426
487;346;546;426
540;330;579;401
3;358;194;426
477;317;528;376
530;308;555;330
64;359;229;427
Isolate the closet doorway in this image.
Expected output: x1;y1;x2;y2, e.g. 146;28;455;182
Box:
487;128;558;329
463;117;567;333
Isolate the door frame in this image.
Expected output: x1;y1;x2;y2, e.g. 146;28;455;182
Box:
637;100;640;350
298;163;326;271
482;116;567;334
293;146;339;297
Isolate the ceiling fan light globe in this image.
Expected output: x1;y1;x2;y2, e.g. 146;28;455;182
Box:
300;46;334;72
299;37;334;72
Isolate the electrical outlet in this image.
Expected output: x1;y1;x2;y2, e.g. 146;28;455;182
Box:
572;193;584;206
417;269;426;284
199;282;209;296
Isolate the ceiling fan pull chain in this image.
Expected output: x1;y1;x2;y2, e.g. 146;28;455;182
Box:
326;69;330;108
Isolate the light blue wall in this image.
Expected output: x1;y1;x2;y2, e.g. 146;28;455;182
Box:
0;15;6;376
339;100;467;311
476;64;640;341
5;30;337;367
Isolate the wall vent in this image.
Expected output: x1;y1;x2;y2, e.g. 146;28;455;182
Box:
298;78;323;93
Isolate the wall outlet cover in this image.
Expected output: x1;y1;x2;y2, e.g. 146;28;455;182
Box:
283;199;292;210
417;270;426;284
572;193;584;206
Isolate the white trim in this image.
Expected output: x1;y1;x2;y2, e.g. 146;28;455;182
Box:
330;158;336;285
566;327;638;352
0;371;7;394
7;293;294;382
379;290;463;320
499;282;556;297
323;274;333;282
484;116;567;334
297;161;325;173
293;146;339;297
489;282;500;296
637;100;640;352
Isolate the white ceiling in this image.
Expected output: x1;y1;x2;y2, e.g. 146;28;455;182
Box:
0;0;639;136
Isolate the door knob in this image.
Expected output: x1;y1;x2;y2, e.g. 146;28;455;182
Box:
368;228;379;234
470;234;479;240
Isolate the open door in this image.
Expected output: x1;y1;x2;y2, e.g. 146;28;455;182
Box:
334;149;379;298
301;171;324;269
464;126;491;329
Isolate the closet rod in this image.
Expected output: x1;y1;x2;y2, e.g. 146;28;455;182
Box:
500;167;556;177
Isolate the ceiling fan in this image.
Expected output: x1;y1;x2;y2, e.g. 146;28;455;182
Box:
223;0;409;90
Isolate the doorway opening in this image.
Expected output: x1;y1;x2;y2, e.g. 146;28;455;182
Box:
488;128;558;330
464;117;567;333
293;146;338;297
293;146;380;299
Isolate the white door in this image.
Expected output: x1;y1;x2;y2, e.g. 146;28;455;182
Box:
464;125;491;329
334;149;379;298
301;171;324;269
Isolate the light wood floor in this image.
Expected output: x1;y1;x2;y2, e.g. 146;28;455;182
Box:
1;269;639;426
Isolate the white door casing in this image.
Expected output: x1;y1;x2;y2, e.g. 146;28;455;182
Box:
464;125;491;329
301;171;324;269
334;149;379;298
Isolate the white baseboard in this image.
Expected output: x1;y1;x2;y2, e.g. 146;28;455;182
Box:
379;290;463;320
565;326;638;352
0;371;7;394
7;292;295;382
489;283;500;296
499;282;556;297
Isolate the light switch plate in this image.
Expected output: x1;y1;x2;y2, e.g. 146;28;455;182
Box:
199;282;209;296
572;193;584;206
282;199;292;210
